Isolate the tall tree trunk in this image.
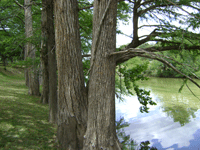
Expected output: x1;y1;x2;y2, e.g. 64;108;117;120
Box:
40;0;49;103
24;4;29;87
24;0;40;96
83;0;121;149
54;0;87;149
47;0;57;124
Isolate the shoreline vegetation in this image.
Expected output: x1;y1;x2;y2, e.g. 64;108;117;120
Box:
0;66;159;150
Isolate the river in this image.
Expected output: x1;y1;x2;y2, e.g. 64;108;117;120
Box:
116;77;200;150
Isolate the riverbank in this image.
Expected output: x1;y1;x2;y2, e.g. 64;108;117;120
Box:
0;66;58;149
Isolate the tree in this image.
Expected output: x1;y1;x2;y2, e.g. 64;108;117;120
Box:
40;0;57;123
83;0;120;149
24;0;40;96
40;0;49;104
0;0;24;70
46;0;57;124
1;0;199;149
54;0;88;148
54;0;200;149
14;0;40;96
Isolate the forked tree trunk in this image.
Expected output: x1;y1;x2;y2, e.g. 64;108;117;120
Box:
40;0;49;103
24;0;40;96
54;0;87;149
47;0;57;124
83;0;121;149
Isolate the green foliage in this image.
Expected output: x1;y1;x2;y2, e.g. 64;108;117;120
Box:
116;118;158;150
0;0;42;64
11;57;41;70
116;117;137;150
118;59;149;95
117;1;131;24
134;85;156;113
139;141;157;150
78;0;93;54
146;50;200;78
116;57;157;113
82;58;90;83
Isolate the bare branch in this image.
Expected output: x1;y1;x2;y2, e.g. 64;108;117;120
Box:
138;24;165;29
79;5;93;11
108;48;146;63
139;29;159;45
82;54;91;58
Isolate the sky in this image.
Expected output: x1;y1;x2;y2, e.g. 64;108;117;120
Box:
116;19;157;48
116;5;200;48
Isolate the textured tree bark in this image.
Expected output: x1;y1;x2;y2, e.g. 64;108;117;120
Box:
83;0;121;149
24;0;29;87
47;0;57;124
54;0;87;149
24;0;40;96
40;0;49;103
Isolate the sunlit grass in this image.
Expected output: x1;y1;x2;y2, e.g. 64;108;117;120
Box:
0;66;58;149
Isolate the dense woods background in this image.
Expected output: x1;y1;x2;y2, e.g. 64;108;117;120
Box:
0;0;200;149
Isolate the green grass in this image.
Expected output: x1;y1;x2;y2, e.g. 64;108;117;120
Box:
0;66;58;150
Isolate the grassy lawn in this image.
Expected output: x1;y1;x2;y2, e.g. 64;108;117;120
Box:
0;66;58;150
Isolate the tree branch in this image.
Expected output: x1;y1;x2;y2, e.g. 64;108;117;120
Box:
16;15;25;24
14;0;24;8
138;4;174;16
138;24;166;29
79;5;93;11
82;54;91;58
139;29;159;45
109;48;146;63
111;48;200;88
186;83;200;100
143;54;200;88
153;53;200;79
0;23;11;36
78;0;124;11
165;0;200;19
145;45;200;52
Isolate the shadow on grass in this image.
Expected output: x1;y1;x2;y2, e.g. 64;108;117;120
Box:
0;67;58;149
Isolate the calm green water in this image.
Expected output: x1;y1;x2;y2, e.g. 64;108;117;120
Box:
116;77;200;150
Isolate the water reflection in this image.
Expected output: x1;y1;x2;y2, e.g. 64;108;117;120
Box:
162;105;197;126
116;78;200;149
